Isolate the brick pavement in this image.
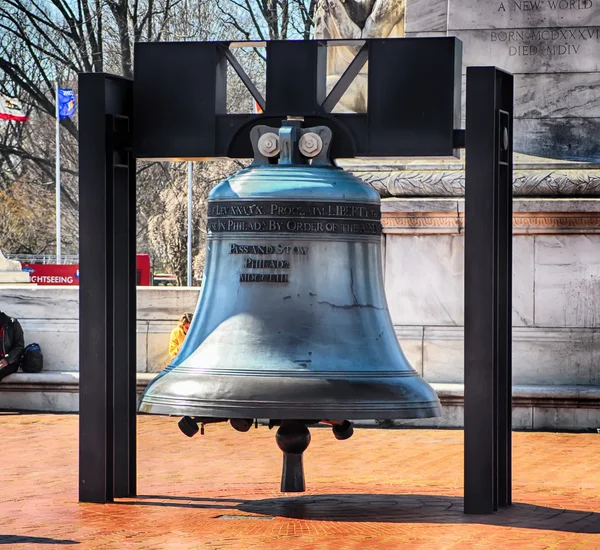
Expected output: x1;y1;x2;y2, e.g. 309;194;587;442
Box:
0;413;598;549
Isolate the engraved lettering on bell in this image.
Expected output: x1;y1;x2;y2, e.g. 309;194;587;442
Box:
210;201;380;220
244;258;290;269
240;273;289;283
208;217;380;235
229;244;309;255
208;200;382;235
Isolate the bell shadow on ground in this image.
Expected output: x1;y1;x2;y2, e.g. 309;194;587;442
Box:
122;494;600;533
0;535;79;545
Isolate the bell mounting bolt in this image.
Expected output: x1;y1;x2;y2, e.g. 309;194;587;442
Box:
250;122;333;166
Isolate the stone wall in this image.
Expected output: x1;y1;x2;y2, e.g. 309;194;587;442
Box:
405;0;600;161
382;197;600;388
1;287;199;375
1;199;599;430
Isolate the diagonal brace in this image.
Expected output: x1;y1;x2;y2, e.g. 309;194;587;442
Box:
221;46;266;112
321;42;368;113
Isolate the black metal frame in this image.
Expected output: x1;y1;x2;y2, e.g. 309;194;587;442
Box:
464;67;514;513
79;74;136;502
133;38;462;160
78;39;513;514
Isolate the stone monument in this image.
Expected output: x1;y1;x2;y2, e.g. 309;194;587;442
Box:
315;0;405;111
315;0;600;429
0;250;30;284
405;0;600;162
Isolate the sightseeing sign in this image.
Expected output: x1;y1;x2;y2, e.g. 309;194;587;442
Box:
21;264;79;285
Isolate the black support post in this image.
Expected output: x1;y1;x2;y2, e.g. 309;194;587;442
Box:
464;66;514;514
79;74;136;503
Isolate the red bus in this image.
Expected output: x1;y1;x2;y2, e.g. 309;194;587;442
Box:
21;254;152;286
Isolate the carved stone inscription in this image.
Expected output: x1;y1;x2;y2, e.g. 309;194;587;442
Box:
445;1;600;72
230;242;309;284
449;0;600;29
405;0;600;160
208;201;382;236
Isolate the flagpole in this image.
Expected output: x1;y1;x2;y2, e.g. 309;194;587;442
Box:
55;82;61;264
187;161;193;286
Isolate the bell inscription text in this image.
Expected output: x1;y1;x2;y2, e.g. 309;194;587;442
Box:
211;200;381;283
208;200;381;236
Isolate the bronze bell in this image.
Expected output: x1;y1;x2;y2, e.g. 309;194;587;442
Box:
139;121;442;491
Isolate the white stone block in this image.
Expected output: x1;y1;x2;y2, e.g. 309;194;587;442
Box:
146;321;174;373
420;326;600;385
379;405;533;429
137;288;200;320
394;326;424;376
406;0;448;32
534;235;600;328
0;391;79;412
404;31;447;38
20;319;79;371
512;407;534;430
384;234;534;327
533;407;600;430
393;405;465;428
385;235;464;326
423;327;464;383
137;322;149;373
514;328;600;385
515;73;600;118
513;236;535;327
448;0;600;29
1;287;79;319
0;272;30;283
453;28;600;74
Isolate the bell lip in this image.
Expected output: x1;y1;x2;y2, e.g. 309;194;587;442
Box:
138;402;443;420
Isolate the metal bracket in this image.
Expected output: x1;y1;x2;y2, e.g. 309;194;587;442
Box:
250;122;334;167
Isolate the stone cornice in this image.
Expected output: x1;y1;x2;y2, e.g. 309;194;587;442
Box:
347;166;600;197
381;199;600;234
382;213;463;234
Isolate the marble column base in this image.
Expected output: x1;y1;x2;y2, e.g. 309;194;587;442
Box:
0;272;30;284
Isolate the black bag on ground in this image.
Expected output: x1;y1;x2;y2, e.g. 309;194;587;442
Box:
20;343;43;373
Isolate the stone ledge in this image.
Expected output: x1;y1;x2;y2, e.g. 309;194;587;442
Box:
1;373;598;409
0;372;155;393
433;383;600;409
341;162;600;198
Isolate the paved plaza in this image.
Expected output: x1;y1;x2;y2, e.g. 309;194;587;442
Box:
1;413;599;549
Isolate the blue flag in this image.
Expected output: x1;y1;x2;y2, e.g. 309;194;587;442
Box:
58;88;76;120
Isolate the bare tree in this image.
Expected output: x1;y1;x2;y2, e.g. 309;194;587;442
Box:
0;0;289;281
147;158;245;283
0;178;56;254
215;0;316;43
0;0;219;256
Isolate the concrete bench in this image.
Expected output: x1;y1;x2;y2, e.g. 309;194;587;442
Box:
0;372;156;412
1;372;598;430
